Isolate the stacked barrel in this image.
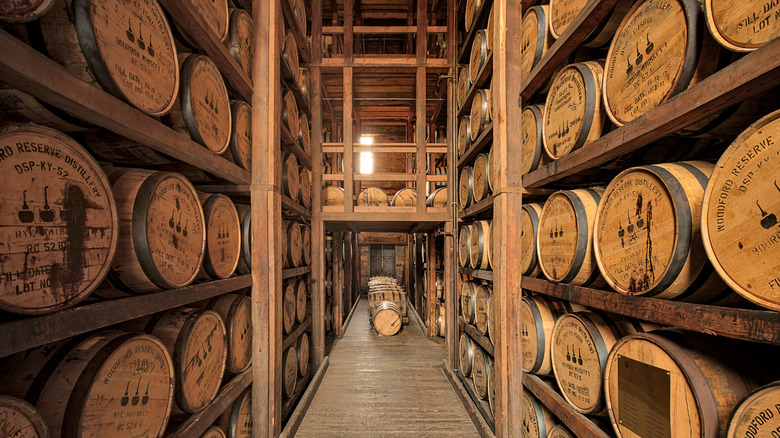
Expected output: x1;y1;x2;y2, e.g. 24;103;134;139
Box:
367;277;409;336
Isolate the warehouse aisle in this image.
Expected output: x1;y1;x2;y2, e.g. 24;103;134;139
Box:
296;297;479;437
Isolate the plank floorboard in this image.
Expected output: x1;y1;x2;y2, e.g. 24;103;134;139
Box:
296;298;478;437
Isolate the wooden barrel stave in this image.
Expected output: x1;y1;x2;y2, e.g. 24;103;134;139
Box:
206;293;252;374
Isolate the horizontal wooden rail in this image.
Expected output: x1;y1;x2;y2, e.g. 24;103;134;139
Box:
323;26;448;34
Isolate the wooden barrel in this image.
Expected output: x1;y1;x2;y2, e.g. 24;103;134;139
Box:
434;165;447;189
457;66;471;109
282;30;300;82
523;390;555;438
548;425;575;438
464;0;482;31
170;54;232;154
301;224;311;266
297;332;310;377
435;272;445;300
391;187;417;206
322;186;345;206
604;0;712;126
469;220;491;270
357;187;389;206
488;145;498;192
436;304;446;337
461;281;478;323
458;116;472;158
459;166;474;209
372;301;402;336
704;0;780;52
299;167;312;208
521;295;586;376
228;100;252;171
299;112;311;156
296;278;308;323
36;0;179;116
469;30;488;84
299;68;312;107
283;281;296;334
124;308;227;414
0;0;54;22
0;396;48;438
474;283;492;335
537;188;605;286
487;291;496;342
488;362;496;416
472;346;491;400
605;330;770;438
472;153;491;203
202;426;226;438
293;0;307;37
727;382;780;438
206;293;252;374
521;6;553;79
219;387;251;438
228;8;252;75
522;105;546;175
325;268;333;294
549;0;631;47
459;225;472;267
282;152;300;200
0;331;175;437
486;4;494;52
470;89;492;141
551;310;656;415
426;187;448;207
0;84;95;133
283;346;298;398
105;169;205;294
235;204;251;274
595;161;736;303
543;61;606;160
282;89;300;138
325;235;333;264
198;193;241;279
0;125;118;314
522;203;543;277
459;333;475;377
179;0;229;43
702;110;780;311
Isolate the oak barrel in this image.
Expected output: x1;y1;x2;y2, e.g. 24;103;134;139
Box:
488;145;497;192
282;89;300;138
123;308;227;414
283;152;300;200
605;331;769;438
296;278;308;323
299;167;312;209
459;225;472;268
458;116;472;157
459;333;475;377
469;30;488;84
299;68;312;107
426;187;448;208
301;224;311;266
701;110;780;311
0;396;48;438
325;235;333;264
357;186;389;206
282;30;300;83
460;280;477;323
434;165;447;189
178;0;229;43
228;100;252;171
283;281;296;334
522;105;546;175
522;203;544;277
0;85;94;133
391;187;417;206
235;204;251;274
0;0;54;22
704;0;780;52
548;425;575;438
0;125;118;314
521;294;586;376
436;304;447;337
521;6;553;80
322;186;345;206
372;301;402;336
37;0;179;116
299;112;311;156
604;0;713;126
595;161;735;303
1;331;175;437
464;0;482;31
543;61;606;160
469;220;491;270
219;387;251;438
198;193;241;279
105;169;205;293
472;152;491;203
297;332;310;377
292;0;307;40
537;188;606;286
523;390;555;438
202;426;226;438
552;310;657;415
472;345;491;400
727;382;780;438
487;290;496;342
474;282;492;335
459;166;474;209
488;357;496;416
549;0;631;47
470;89;492;141
457;66;471;109
283;346;298;398
228;8;252;75
206;293;252;374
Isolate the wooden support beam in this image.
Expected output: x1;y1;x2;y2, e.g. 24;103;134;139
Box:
426;232;436;337
415;235;424;315
311;0;325;370
344;231;353;327
343;67;354;212
333;232;344;337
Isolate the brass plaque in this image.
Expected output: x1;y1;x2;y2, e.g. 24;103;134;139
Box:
618;355;671;438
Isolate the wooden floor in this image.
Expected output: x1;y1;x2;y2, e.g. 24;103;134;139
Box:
296;298;479;437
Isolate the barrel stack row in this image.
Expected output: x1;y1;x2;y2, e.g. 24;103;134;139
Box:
321;185;449;208
367;277;409;336
281;274;312;399
0;289;252;438
458;219;493;271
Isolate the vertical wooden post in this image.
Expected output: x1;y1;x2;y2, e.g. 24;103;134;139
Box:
414;235;424;313
343;0;354;212
333;232;344;337
415;0;427;212
445;0;458;366
426;232;436;336
311;0;325;369
344;231;353;319
404;235;412;295
493;0;524;433
353;234;360;302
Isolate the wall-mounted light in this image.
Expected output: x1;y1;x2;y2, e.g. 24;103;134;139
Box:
359;136;373;174
359;136;373;145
